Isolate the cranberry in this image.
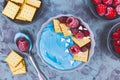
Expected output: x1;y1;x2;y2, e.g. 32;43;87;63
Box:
81;46;88;52
69;44;80;54
71;28;79;35
75;31;84;39
66;17;79;28
112;40;120;46
115;47;120;53
112;32;119;39
116;28;120;33
58;17;68;23
17;37;30;52
83;30;90;37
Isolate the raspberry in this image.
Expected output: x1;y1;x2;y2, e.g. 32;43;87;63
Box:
86;43;91;48
105;7;117;19
96;4;107;16
71;28;79;35
112;32;119;39
92;0;102;5
103;0;113;5
113;0;120;6
112;40;120;46
83;30;90;37
66;17;79;28
81;46;88;52
69;44;80;54
58;16;68;23
115;47;120;53
116;5;120;15
17;37;30;52
116;28;120;33
75;31;84;39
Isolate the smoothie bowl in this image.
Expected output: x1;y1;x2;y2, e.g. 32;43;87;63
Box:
36;14;95;72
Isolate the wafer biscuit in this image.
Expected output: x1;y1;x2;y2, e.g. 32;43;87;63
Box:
53;19;62;33
26;0;41;8
11;0;24;4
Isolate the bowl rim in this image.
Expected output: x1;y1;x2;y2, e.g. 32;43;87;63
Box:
36;14;96;73
107;22;120;57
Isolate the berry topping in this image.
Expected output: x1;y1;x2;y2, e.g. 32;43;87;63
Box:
86;43;91;48
96;4;107;16
116;5;120;15
66;17;79;28
112;40;120;46
69;44;80;54
17;37;30;52
105;7;117;19
59;16;68;23
75;31;84;39
103;0;113;5
71;28;79;35
116;28;120;33
112;32;119;39
81;46;88;52
92;0;102;5
83;30;90;37
115;47;120;53
113;0;120;6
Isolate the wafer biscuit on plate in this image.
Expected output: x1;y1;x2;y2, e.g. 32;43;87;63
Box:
73;49;89;62
2;1;20;19
72;37;91;47
53;19;62;33
12;66;26;75
11;0;24;4
5;50;23;67
18;4;36;22
60;23;72;36
26;0;41;8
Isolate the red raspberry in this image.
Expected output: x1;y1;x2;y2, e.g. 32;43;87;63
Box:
116;5;120;15
58;16;68;23
105;7;117;19
116;28;120;33
86;43;91;48
96;4;107;16
75;31;84;39
83;30;90;37
112;32;119;39
81;46;88;52
115;47;120;53
17;37;30;52
66;17;79;28
112;40;120;46
92;0;102;5
69;44;80;54
113;0;120;6
103;0;113;5
71;28;79;35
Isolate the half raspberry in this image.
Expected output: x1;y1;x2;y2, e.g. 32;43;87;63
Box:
116;28;120;33
115;47;120;53
17;37;30;52
59;16;68;23
112;40;120;46
69;44;80;54
75;31;84;39
112;32;119;39
113;0;120;6
96;4;107;16
116;5;120;15
103;0;113;5
71;28;79;35
83;30;90;37
92;0;102;5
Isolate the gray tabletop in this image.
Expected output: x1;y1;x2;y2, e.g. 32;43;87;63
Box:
0;0;120;80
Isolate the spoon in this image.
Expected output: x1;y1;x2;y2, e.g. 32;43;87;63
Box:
14;32;46;80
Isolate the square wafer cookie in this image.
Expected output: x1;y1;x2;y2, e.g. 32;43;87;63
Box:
26;0;41;8
53;19;62;33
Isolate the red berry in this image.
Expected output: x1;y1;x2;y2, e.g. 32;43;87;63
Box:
116;5;120;15
69;44;80;54
103;0;113;5
113;0;120;6
105;7;117;19
115;47;120;53
116;28;120;33
81;46;88;52
96;4;107;16
112;40;120;46
83;30;90;37
86;43;91;48
66;17;79;28
112;32;119;39
17;37;30;52
92;0;102;5
75;31;84;39
71;28;79;35
59;17;68;23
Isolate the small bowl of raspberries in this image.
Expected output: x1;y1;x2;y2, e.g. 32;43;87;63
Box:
107;22;120;57
90;0;120;20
